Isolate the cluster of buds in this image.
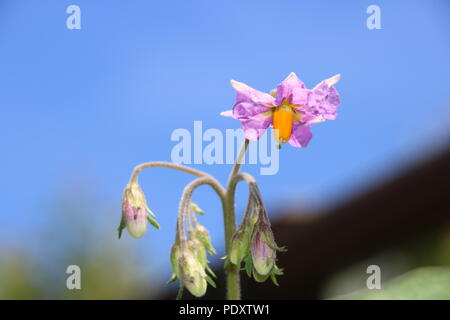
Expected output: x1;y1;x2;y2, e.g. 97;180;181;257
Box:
119;171;283;297
168;203;216;298
118;180;159;239
228;184;285;285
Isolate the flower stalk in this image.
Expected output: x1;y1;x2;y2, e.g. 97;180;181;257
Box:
222;140;250;300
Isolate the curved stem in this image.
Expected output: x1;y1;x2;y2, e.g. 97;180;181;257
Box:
131;162;222;246
229;172;257;188
176;177;226;246
223;139;250;300
229;173;264;207
130;161;212;184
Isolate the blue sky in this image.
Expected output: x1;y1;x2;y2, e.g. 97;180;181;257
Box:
0;0;449;287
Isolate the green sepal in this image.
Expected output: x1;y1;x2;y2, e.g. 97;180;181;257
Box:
167;273;177;284
260;230;286;252
244;255;253;278
272;264;284;276
229;220;253;267
176;285;184;300
145;204;156;218
206;265;216;278
193;225;216;256
205;275;216;288
270;273;279;286
147;215;160;230
223;257;231;270
117;216;126;239
206;246;217;256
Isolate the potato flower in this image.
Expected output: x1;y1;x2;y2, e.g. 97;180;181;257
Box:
221;72;340;148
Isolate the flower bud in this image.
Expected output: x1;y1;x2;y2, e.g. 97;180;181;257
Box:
229;221;253;267
187;238;207;268
122;197;147;238
178;250;207;297
120;181;159;239
192;224;216;255
190;202;205;215
251;221;276;276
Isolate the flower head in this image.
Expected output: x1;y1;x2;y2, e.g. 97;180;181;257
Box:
221;72;341;148
118;181;159;239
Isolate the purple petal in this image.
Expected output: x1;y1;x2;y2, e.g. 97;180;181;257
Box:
290;86;310;106
230;80;275;119
305;81;340;118
240;115;273;141
275;72;305;106
233;101;272;119
288;123;312;148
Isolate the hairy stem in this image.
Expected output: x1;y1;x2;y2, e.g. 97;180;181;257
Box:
131;162;223;247
176;177;226;246
224;139;250;300
130;161;212;184
229;173;264;207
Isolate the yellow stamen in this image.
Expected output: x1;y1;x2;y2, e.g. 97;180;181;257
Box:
273;105;294;143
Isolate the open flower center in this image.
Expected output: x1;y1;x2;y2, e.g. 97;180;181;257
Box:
273;102;300;145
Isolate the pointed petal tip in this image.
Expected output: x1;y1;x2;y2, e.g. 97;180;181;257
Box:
280;72;304;88
220;110;233;117
230;79;247;92
326;74;341;86
283;72;300;82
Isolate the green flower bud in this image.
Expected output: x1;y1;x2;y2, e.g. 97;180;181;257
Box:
187;237;216;279
179;250;207;297
229;221;253;267
193;224;216;255
187;238;207;268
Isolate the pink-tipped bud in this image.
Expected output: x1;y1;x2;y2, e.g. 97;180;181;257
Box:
119;181;159;239
123;196;148;238
251;222;276;276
